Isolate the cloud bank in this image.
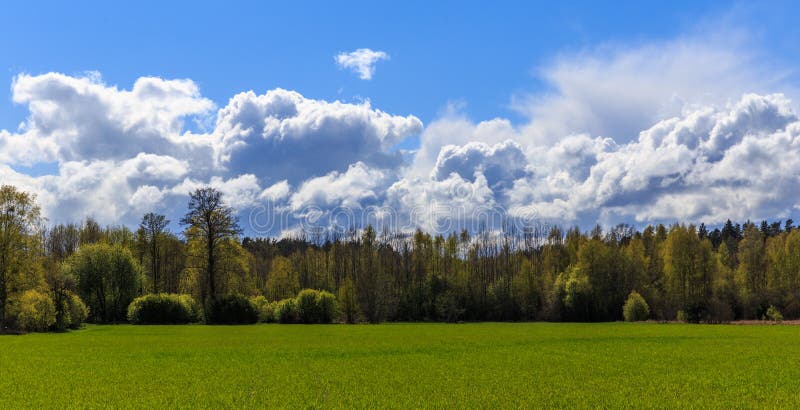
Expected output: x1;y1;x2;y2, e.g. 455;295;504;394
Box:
2;35;799;236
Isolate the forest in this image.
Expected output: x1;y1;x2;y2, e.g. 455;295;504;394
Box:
1;182;798;333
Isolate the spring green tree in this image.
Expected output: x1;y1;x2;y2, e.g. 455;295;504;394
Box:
0;185;45;332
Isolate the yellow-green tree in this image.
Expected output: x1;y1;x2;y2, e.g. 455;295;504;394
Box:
180;187;241;303
663;225;715;321
266;256;299;300
0;185;46;331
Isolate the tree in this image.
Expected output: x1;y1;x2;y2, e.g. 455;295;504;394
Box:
265;256;299;300
80;217;103;245
736;223;768;317
139;212;169;293
181;187;241;303
0;185;45;332
663;225;715;321
623;291;650;322
337;277;359;323
68;243;141;323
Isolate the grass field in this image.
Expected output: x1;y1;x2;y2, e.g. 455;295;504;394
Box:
2;323;800;408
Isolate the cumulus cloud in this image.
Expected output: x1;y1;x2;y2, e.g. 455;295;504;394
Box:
9;72;215;164
213;88;421;184
2;27;800;236
509;93;800;225
513;33;795;145
290;162;392;211
335;48;390;80
0;72;423;230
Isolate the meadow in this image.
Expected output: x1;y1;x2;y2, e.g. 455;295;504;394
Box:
2;323;799;408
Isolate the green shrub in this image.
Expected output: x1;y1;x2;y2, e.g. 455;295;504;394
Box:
296;289;320;323
316;290;338;324
16;290;56;332
65;292;89;329
276;298;298;324
53;291;89;331
250;296;277;323
294;289;339;324
622;291;650;322
266;302;279;323
127;293;199;324
765;305;783;322
676;310;688;323
205;294;258;324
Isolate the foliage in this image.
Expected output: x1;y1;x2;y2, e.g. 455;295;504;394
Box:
250;295;278;323
180;187;242;303
0;185;45;332
68;243;141;323
127;293;199;324
552;266;592;321
14;289;56;332
676;310;688;323
435;290;465;323
276;298;298;324
13;183;800;325
266;256;299;301
316;290;338;324
337;277;359;323
623;291;650;322
764;305;783;322
296;289;320;323
64;292;89;329
204;294;258;324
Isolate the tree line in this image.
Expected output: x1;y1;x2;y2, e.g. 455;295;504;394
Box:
2;183;798;332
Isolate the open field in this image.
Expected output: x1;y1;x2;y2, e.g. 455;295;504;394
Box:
2;323;800;408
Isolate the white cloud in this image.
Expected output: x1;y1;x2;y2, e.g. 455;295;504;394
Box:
335;48;390;80
2;25;800;236
213;88;421;184
290;162;391;211
0;73;422;229
513;33;795;145
8;72;215;164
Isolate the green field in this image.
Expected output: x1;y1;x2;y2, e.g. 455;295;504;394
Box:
2;323;799;408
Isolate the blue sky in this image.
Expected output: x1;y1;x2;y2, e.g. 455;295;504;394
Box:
2;1;800;235
4;0;788;131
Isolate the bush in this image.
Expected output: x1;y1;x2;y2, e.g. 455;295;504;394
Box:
295;289;339;324
250;296;277;323
316;291;338;324
296;289;320;323
65;292;89;329
676;310;688;323
205;294;258;324
622;291;650;322
765;305;783;322
127;293;199;324
276;298;298;324
16;290;56;332
53;291;89;331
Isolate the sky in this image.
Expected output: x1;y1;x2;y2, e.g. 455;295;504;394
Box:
1;1;800;236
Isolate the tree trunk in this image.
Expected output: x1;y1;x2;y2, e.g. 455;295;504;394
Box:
207;235;216;300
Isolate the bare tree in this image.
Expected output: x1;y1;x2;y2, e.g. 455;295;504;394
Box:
140;212;169;293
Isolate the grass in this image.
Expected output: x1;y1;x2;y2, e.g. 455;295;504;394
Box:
2;323;800;408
